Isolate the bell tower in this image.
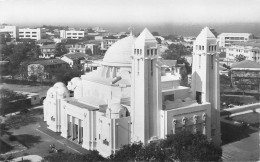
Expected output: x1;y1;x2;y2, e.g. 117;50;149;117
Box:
131;28;162;144
191;27;221;144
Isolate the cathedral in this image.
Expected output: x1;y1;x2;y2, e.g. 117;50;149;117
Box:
43;27;221;156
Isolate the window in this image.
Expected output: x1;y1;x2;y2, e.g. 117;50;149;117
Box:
199;54;201;68
208;46;211;51
26;32;30;34
147;49;150;55
140;49;142;54
199;45;201;50
202;46;204;50
214;45;216;51
196;45;198;50
151;49;153;55
32;35;36;37
155;49;157;55
134;49;136;54
164;94;174;101
32;32;36;34
137;49;139;54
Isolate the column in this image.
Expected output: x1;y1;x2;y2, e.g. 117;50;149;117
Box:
78;119;82;143
202;113;206;135
193;115;198;133
72;116;75;139
172;119;177;134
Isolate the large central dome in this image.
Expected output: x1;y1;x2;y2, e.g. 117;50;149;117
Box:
102;35;136;66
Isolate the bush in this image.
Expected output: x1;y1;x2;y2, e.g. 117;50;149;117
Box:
9;135;17;141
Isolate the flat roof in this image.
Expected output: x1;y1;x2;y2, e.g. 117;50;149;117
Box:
65;98;99;111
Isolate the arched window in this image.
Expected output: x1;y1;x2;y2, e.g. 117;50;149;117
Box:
147;49;150;55
137;49;139;54
202;46;204;50
155;49;157;55
199;45;201;50
151;49;153;55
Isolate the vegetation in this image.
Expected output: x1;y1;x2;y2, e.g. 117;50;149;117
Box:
44;151;105;162
0;89;28;115
236;79;251;95
162;44;191;60
43;131;222;162
234;54;246;62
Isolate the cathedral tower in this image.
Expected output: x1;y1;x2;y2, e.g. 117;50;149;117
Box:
191;27;221;144
131;28;162;144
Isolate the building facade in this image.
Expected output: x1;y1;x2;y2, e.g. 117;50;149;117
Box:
226;42;260;63
218;33;252;48
0;25;19;40
60;30;85;39
19;28;42;40
43;27;221;156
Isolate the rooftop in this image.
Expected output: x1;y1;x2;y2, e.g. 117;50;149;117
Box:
231;60;260;69
161;60;177;68
40;44;56;49
218;33;252;37
62;53;89;60
30;59;67;66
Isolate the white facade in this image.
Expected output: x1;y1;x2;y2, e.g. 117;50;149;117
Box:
217;33;252;47
19;28;42;40
43;27;221;157
0;25;19;40
60;30;85;39
226;42;260;63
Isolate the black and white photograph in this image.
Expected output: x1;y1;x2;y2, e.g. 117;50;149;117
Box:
0;0;260;161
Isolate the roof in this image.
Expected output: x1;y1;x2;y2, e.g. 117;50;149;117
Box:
62;53;89;60
196;27;216;41
30;59;67;66
134;28;157;46
40;44;56;49
161;60;177;68
231;42;260;48
218;33;252;37
231;60;260;69
36;39;54;44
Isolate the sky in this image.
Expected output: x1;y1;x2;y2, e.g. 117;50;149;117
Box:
1;0;260;26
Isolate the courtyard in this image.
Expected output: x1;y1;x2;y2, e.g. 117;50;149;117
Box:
0;107;89;161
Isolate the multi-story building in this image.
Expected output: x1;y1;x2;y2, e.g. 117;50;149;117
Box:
217;33;253;48
101;38;119;51
19;28;42;40
43;27;221;156
68;44;99;55
39;44;56;59
60;30;85;39
0;25;19;40
226;41;260;63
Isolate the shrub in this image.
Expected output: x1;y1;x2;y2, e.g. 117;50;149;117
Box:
9;135;17;141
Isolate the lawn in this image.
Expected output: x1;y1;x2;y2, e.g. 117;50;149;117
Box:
232;112;260;127
0;83;51;98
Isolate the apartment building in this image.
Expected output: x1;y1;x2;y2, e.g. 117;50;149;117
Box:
60;30;85;39
19;28;42;40
0;25;19;40
68;44;99;55
226;41;260;63
217;33;253;47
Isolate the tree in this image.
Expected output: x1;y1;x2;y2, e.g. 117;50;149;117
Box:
44;151;105;162
110;131;222;162
155;37;162;44
0;89;27;115
54;43;67;57
235;54;246;62
161;44;191;60
236;79;251;95
28;74;38;83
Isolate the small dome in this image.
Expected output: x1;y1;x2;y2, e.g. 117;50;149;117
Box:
103;36;136;65
71;77;81;83
56;86;69;96
54;82;66;88
46;87;55;98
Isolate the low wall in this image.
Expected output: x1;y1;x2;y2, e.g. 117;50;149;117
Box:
221;103;260;116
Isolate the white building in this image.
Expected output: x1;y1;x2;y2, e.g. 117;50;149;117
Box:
217;33;253;48
19;28;42;40
60;30;85;39
0;25;19;40
226;42;260;63
43;27;221;157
